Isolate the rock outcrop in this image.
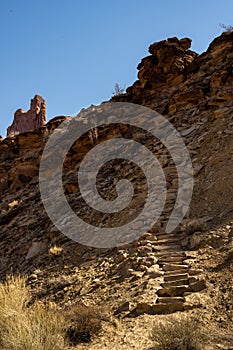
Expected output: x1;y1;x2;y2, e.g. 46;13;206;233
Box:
112;33;233;115
7;95;46;137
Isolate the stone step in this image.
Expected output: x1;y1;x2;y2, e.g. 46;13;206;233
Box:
190;279;206;292
157;251;186;260
152;245;182;251
149;237;183;245
154;232;185;239
188;268;203;275
156;251;186;258
153;237;184;245
155;252;185;265
150;302;184;314
155;235;182;242
135;298;184;316
162;279;189;288
164;273;189;282
157;258;183;266
164;269;189;276
157;285;191;297
162;264;189;272
157;296;185;304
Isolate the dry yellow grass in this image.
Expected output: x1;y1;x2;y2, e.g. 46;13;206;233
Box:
150;315;205;350
0;276;65;350
49;245;63;256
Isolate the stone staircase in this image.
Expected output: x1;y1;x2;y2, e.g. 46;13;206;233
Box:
134;230;205;315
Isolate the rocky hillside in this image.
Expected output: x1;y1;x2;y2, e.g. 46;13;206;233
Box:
0;32;233;349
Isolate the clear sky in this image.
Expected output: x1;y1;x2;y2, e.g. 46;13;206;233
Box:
0;0;233;137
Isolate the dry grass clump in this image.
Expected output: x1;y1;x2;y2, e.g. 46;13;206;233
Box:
0;275;65;350
150;315;205;350
0;275;105;349
64;303;104;345
49;245;63;256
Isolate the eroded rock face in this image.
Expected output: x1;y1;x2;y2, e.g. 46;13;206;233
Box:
111;37;197;111
138;36;195;89
112;32;233;115
7;95;46;137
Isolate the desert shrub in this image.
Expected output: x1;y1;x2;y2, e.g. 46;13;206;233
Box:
112;83;125;96
0;275;65;350
150;315;205;350
64;303;103;345
219;23;233;33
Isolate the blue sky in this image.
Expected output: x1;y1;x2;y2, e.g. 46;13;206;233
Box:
0;0;233;136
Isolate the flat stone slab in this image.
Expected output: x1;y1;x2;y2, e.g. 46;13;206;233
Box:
154;237;184;245
152;245;182;251
163;264;189;272
157;285;191;297
188;268;204;275
158;259;184;265
157;296;185;303
150;302;184;314
154;234;176;239
190;279;206;292
135;302;152;315
162;279;189;288
156;252;186;258
164;273;188;282
164;269;190;276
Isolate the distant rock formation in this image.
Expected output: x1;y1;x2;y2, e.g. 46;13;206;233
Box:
7;95;46;137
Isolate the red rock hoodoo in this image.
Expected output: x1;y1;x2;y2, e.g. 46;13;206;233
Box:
7;95;46;137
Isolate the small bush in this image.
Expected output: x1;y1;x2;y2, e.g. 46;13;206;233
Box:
0;276;65;350
112;83;125;96
219;23;233;33
64;303;103;345
150;315;205;350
